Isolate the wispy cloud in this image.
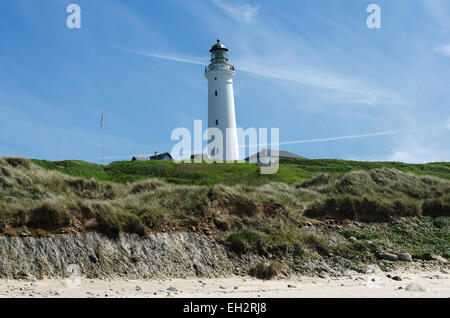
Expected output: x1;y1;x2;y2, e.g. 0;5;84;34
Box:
212;0;260;23
117;47;208;66
422;0;450;33
277;131;400;146
434;44;450;57
119;46;407;106
242;130;401;150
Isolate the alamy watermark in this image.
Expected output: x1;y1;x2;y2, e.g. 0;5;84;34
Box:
65;264;81;288
171;120;280;174
66;4;81;29
367;4;381;29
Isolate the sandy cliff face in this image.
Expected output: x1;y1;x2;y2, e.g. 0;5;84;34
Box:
0;233;268;279
1;232;445;280
0;232;358;280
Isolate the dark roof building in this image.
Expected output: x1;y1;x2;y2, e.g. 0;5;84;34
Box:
149;152;174;161
132;152;174;162
132;156;150;161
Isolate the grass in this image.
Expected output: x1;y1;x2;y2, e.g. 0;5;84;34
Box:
337;216;450;261
249;261;283;280
31;158;450;185
1;157;449;261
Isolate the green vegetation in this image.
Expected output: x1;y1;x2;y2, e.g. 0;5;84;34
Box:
249;261;283;280
1;157;449;262
338;216;450;260
31;158;450;185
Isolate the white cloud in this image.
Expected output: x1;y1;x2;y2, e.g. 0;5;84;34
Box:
385;123;450;163
116;47;208;65
242;130;401;149
434;44;450;57
211;0;260;23
388;148;449;164
120;46;408;106
422;0;450;33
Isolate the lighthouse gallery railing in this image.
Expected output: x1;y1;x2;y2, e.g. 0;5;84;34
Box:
205;64;235;72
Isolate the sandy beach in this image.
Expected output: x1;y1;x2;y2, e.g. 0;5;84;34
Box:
0;269;448;298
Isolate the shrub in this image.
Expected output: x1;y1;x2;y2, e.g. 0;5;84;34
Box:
301;233;331;255
422;199;450;217
226;230;262;253
5;157;31;169
249;261;282;280
27;201;71;230
305;195;420;222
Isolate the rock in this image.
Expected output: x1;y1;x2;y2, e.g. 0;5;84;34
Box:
20;231;31;238
391;276;402;281
84;219;98;229
130;255;141;263
397;253;412;262
430;255;448;264
287;284;296;288
386;274;392;278
422;253;448;263
430;275;441;280
14;271;30;280
405;283;427;292
398;287;403;290
88;255;98;263
135;286;142;291
167;287;177;292
233;286;239;290
379;253;398;261
440;269;449;274
349;237;357;242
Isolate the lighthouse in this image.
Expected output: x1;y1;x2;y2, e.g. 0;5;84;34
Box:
205;39;240;161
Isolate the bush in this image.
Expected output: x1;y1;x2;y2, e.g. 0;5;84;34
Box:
226;230;262;253
27;201;71;230
422;199;450;217
305;195;420;222
5;157;31;169
249;261;282;280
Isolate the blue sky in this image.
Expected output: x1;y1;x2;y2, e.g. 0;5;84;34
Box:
0;0;449;163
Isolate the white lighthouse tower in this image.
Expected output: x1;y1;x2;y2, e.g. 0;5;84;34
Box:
205;39;240;161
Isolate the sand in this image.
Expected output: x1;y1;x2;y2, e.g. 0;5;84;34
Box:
0;269;448;298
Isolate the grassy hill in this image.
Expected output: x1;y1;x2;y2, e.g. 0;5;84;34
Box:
31;158;450;185
1;157;449;263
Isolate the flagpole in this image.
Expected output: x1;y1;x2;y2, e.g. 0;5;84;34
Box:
101;112;104;166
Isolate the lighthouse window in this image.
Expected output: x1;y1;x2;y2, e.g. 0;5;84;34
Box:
215;90;218;96
216;119;218;126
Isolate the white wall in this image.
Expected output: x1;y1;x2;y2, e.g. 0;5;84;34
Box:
205;67;240;161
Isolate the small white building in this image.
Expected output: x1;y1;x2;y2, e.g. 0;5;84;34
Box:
245;149;306;165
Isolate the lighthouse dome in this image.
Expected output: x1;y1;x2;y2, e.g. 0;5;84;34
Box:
210;39;229;52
